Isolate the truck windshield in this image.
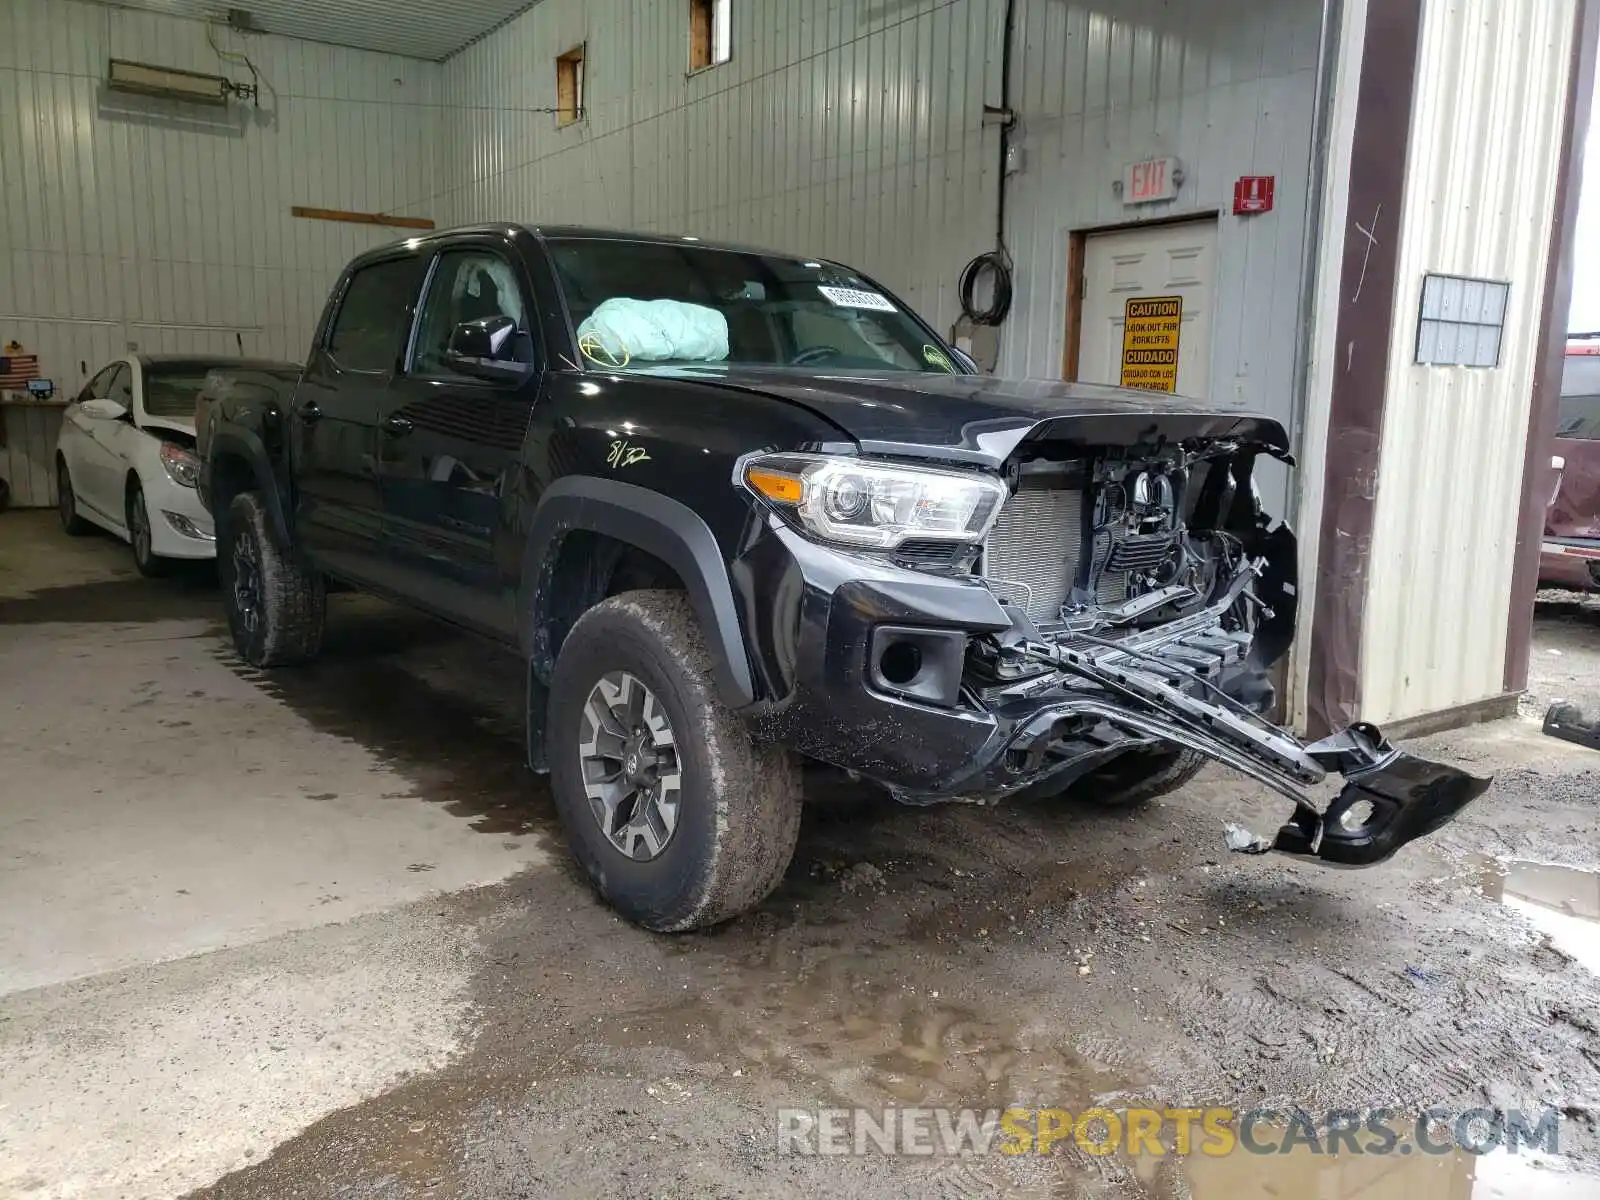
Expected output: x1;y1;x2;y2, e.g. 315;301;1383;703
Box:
143;367;215;418
546;237;960;375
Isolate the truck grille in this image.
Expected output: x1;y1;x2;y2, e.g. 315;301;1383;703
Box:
983;478;1128;623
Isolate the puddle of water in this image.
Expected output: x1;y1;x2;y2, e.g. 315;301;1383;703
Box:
1479;858;1600;975
1172;1134;1590;1199
222;600;556;837
601;946;1132;1112
0;571;222;624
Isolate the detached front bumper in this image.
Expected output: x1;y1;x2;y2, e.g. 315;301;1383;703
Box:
740;523;1489;868
1260;728;1491;867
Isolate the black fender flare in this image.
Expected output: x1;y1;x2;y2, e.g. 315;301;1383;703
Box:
521;475;757;710
206;427;291;548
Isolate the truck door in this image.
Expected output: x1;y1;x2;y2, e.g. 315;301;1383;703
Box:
1546;352;1600;589
292;252;428;584
378;244;540;640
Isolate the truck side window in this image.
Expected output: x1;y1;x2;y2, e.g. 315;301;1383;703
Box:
1558;355;1600;440
412;250;535;378
1558;394;1600;440
328;257;426;373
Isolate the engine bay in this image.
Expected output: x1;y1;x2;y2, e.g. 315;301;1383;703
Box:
981;443;1268;631
961;441;1296;714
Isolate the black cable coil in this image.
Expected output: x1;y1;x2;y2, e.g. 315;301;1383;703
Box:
958;250;1014;326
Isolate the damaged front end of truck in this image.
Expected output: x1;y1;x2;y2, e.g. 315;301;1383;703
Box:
912;431;1491;867
734;375;1491;868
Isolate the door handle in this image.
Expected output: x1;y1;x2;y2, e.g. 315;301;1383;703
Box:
384;415;414;437
297;400;322;424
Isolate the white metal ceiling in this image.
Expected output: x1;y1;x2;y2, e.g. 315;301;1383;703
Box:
103;0;537;61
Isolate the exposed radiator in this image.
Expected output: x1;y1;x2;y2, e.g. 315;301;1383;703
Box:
982;478;1084;623
983;477;1129;622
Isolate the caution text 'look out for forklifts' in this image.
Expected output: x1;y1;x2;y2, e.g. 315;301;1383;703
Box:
1120;295;1182;393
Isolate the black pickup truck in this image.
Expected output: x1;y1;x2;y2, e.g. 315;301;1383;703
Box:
200;224;1488;931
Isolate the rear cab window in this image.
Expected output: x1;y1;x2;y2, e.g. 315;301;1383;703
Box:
327;256;429;373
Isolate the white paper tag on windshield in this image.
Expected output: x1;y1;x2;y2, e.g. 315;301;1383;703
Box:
818;285;897;312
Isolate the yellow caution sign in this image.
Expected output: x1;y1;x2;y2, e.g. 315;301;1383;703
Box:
1120;296;1183;393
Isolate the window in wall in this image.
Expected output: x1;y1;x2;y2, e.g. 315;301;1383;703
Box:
1415;273;1510;368
556;45;585;125
689;0;731;71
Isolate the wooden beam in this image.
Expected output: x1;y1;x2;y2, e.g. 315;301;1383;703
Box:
1061;230;1086;381
291;206;435;231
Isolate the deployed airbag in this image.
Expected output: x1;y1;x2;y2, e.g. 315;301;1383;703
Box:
576;298;729;365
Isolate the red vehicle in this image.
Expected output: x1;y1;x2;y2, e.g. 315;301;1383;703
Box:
1542;340;1600;592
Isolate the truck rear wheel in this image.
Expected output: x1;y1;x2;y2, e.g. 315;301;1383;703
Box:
220;491;326;667
547;590;802;932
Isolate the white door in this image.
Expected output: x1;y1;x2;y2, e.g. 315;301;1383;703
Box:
1077;219;1218;399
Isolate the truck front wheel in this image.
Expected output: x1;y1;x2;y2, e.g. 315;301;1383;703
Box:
220;491;326;667
547;590;802;932
1065;746;1208;808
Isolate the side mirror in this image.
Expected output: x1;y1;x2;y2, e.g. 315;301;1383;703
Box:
79;398;128;421
443;316;530;382
949;346;981;374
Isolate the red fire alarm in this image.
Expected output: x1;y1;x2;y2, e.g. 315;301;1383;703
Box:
1233;175;1276;215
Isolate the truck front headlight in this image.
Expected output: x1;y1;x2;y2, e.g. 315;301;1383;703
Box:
740;453;1007;549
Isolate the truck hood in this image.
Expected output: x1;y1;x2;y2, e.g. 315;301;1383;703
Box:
646;366;1291;468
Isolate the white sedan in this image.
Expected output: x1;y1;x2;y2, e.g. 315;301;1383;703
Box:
55;355;226;574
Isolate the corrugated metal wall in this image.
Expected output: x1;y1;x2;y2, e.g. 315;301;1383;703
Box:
101;0;545;62
1359;0;1577;725
7;0;1322;469
0;0;440;384
1001;0;1321;396
439;0;1323;496
439;0;1003;343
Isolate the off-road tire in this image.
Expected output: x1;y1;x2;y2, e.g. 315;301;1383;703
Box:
547;590;802;932
1070;746;1208;808
220;491;326;667
56;457;90;535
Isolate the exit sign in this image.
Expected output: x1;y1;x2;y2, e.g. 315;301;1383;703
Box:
1122;156;1181;205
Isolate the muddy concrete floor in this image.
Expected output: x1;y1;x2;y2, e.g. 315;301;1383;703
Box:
3;511;1599;1199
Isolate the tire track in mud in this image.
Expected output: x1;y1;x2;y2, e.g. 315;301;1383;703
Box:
189;698;1600;1197
1103;852;1600;1137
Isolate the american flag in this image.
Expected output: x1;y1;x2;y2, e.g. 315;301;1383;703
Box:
0;354;40;390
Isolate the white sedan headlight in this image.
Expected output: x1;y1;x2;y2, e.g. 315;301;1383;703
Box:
740;453;1007;549
159;441;201;489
